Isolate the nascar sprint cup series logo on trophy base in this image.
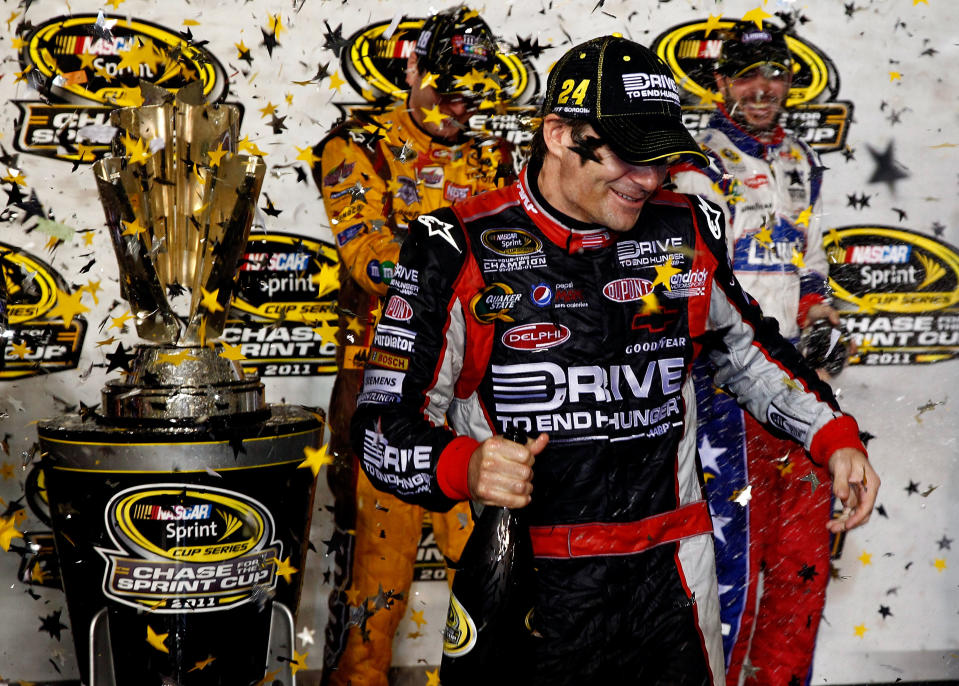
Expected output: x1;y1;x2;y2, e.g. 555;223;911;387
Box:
652;19;852;151
97;484;282;613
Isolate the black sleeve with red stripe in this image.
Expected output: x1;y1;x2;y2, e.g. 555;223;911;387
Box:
350;207;472;511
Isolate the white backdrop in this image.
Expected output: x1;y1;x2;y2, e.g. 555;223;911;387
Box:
0;0;956;683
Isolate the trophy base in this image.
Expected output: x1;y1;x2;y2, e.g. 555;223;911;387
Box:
101;344;267;425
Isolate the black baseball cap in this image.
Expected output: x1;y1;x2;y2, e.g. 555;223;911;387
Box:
414;5;497;94
716;20;792;79
541;36;708;168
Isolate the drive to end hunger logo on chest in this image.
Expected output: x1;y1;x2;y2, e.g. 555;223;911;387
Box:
651;19;852;152
13;14;231;164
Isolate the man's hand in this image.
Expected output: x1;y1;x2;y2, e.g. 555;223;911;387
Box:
467;433;549;508
802;302;841;328
826;448;880;533
802;302;857;380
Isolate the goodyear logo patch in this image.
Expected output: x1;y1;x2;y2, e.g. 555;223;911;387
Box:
651;20;853;152
826;226;959;365
1;243;85;380
97;484;282;613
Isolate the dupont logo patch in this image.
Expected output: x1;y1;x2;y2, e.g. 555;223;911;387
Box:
384;295;413;321
502;323;570;351
602;278;654;303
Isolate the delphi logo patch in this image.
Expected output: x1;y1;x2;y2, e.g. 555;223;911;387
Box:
97;484;282;613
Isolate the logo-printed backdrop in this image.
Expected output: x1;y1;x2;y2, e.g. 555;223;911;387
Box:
0;0;956;682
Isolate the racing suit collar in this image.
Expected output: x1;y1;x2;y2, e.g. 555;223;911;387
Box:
711;104;786;158
519;157;618;253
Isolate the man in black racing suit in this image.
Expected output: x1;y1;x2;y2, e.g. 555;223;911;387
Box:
350;36;878;684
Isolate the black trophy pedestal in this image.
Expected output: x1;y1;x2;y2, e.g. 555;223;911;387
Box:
38;403;323;686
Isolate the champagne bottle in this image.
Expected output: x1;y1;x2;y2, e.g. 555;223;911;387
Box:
440;428;535;684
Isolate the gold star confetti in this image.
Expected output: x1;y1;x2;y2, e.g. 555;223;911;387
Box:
934;558;947;572
703;13;724;37
652;257;682;291
110;310;134;330
2;170;26;186
753;226;773;247
259;101;278;118
206;142;228;167
310;262;339;297
742;6;773;29
346;315;365;337
421;105;448;127
273;556;299;583
188;655;216;672
218;341;247;361
254;669;281;686
328;71;346;92
146;625;170;653
410;609;427;629
48;288;90;327
858;551;872;566
0;514;24;551
889;71;902;82
298;443;333;477
425;667;440;686
639;292;661;314
238;136;267;157
31;561;48;584
795;206;813;228
9;340;33;359
291;650;307;675
157;349;198;366
295;145;321;166
783;376;803;392
420;71;439;89
345;587;362;606
853;623;868;638
790;248;806;268
104;0;125;9
312;320;339;347
200;287;224;313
